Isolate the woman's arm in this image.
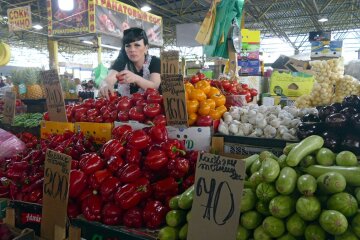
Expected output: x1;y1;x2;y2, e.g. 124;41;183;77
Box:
117;70;161;90
99;69;119;99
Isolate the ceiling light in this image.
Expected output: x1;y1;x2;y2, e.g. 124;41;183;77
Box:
33;24;43;30
195;60;200;64
82;40;94;45
141;5;151;12
59;0;74;11
101;44;121;50
3;16;8;20
318;17;328;22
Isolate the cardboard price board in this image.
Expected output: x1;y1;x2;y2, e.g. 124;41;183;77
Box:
40;120;75;139
41;149;71;240
187;152;246;240
2;91;16;124
161;51;179;74
40;69;67;122
161;74;188;126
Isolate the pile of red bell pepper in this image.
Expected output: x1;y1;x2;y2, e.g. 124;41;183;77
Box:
0;131;96;203
68;124;196;229
43;88;167;124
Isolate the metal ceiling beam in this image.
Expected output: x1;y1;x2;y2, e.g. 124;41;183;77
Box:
298;0;322;31
320;0;335;13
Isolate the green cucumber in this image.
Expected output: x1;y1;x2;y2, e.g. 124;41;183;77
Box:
245;154;260;172
286;135;324;167
250;159;262;174
186;211;191;222
178;223;188;240
302;165;360;187
259;151;278;161
276;167;298;195
283;143;298;155
178;185;194;210
169;195;180;210
158;226;179;240
166;210;187;227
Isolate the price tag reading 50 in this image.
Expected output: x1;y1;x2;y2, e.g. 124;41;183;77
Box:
187;152;245;240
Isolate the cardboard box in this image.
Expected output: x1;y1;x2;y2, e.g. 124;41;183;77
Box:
271;55;313;74
238;60;260;75
311;40;343;58
241;29;260;43
270;71;315;97
238;76;263;93
262;96;297;107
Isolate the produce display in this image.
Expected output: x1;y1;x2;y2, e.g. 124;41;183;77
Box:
297;95;360;155
296;58;360;108
11;68;45;99
0;99;26;115
0;113;42;128
237;135;360;240
218;104;317;140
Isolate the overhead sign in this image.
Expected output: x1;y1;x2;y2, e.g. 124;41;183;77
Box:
7;5;32;32
41;149;71;240
187;152;246;240
161;74;188;126
40;70;67;122
161;51;179;74
2;91;16;124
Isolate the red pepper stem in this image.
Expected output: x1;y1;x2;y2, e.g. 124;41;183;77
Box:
171;147;186;156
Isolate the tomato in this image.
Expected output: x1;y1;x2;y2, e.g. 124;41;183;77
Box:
190;75;200;84
221;80;231;91
186;100;199;114
195;80;211;95
241;83;249;89
238;89;249;96
249;88;258;97
189;89;207;102
197;72;206;80
211;94;226;107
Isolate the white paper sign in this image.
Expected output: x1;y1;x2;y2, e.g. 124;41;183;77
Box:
166;126;211;151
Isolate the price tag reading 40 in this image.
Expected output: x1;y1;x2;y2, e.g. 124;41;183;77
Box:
2;91;16;124
161;74;188;126
187;152;246;240
41;149;71;240
40;69;67;122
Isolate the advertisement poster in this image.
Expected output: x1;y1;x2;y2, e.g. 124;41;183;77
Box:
7;5;32;32
95;0;163;46
47;0;89;36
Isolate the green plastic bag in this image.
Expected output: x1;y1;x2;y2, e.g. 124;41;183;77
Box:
93;63;108;87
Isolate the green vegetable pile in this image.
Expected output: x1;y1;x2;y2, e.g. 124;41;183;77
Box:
238;135;360;239
158;185;194;240
6;113;42;128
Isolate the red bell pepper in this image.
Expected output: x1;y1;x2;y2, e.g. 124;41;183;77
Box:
111;125;132;140
127;130;151;151
81;195;103;222
151;114;167;126
117;111;130;122
107;155;125;173
153;177;179;200
102;202;122;225
101;139;125;160
117;164;142;183
136;99;147;107
167;157;190;179
128;106;145;122
88;168;111;190
196;115;213;126
143;103;162;118
146;94;163;104
69;170;87;198
67;200;80;218
70;160;80;170
114;183;143;210
136;177;152;199
182;175;195;191
144;149;168;171
143;200;168;229
116;96;132;111
130;93;144;105
161;139;186;159
28;188;42;203
100;176;120;201
144;88;159;98
186;150;199;173
79;153;105;175
125;148;142;165
123;207;143;228
149;125;168;144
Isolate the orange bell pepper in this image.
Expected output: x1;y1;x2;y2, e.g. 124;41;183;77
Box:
216;105;227;115
198;101;211;116
186;100;199;114
188;113;197;126
211;94;226;107
203;99;216;110
189;89;207;102
207;87;221;98
209;109;222;120
195;80;211;95
184;83;194;95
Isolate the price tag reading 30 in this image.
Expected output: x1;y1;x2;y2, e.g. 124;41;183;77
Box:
187;152;245;240
41;149;71;240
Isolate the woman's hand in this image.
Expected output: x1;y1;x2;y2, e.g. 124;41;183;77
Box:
116;70;140;84
99;81;114;99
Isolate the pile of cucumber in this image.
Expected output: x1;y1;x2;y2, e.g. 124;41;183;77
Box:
238;135;360;240
158;185;194;240
10;113;42;128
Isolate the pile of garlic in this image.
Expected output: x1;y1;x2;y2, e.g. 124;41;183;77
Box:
295;57;360;108
218;105;317;140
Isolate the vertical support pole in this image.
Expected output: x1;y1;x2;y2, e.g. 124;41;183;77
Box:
48;39;58;71
181;57;186;76
97;35;102;65
241;11;245;29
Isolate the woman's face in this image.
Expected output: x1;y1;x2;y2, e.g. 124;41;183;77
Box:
124;39;148;64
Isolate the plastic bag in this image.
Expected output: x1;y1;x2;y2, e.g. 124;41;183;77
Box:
0;129;26;160
93;63;109;88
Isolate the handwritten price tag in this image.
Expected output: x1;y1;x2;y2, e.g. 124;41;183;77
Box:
161;51;179;74
187;152;245;240
2;91;16;124
161;74;188;126
40;69;67;122
41;149;71;240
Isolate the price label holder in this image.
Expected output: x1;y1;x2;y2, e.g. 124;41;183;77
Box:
41;149;71;240
161;51;179;74
40;69;67;122
161;74;188;126
2;91;16;124
187;152;246;240
74;122;113;144
40;120;75;139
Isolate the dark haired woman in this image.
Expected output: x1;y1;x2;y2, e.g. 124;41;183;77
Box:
100;27;161;98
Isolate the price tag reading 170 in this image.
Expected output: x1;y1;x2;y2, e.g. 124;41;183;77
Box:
41;149;71;240
187;152;245;240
